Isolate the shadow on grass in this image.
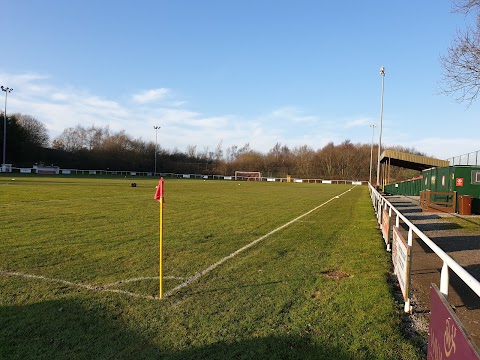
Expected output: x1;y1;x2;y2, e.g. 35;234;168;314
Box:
0;298;160;360
165;336;355;360
0;299;363;360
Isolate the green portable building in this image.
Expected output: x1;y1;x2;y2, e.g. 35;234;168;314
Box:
384;166;480;214
421;166;480;214
384;177;422;196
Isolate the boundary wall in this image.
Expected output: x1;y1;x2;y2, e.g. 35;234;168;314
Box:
3;166;367;185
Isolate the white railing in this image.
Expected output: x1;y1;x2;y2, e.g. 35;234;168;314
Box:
369;184;480;313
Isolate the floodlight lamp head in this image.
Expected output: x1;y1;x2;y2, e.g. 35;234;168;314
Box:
380;67;385;76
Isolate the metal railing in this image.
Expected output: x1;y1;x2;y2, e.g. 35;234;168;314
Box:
448;149;480;166
369;184;480;313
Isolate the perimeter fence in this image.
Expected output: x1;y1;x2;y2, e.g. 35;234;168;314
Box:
448;149;480;166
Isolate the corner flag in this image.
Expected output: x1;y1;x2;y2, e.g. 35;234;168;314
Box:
154;178;165;299
154;177;164;202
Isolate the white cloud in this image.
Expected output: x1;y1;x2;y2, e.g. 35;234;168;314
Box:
344;117;373;128
1;72;343;152
51;92;68;101
267;106;319;123
2;73;131;136
132;88;170;104
2;71;478;159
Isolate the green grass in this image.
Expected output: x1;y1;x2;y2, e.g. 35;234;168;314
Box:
0;176;424;359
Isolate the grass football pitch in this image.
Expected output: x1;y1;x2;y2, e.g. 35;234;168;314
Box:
0;176;424;359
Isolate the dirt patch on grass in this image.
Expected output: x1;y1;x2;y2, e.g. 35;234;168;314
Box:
321;270;350;279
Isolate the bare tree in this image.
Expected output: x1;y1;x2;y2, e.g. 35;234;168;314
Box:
292;145;315;178
453;0;480;13
186;145;197;159
52;126;86;151
14;113;49;147
53;125;114;152
85;125;109;151
440;0;480;104
214;140;223;161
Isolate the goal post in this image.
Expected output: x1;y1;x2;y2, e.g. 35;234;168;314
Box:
234;171;262;181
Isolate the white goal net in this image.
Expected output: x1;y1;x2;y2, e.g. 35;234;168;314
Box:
234;171;262;181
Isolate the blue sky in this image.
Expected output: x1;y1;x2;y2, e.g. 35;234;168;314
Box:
2;0;479;160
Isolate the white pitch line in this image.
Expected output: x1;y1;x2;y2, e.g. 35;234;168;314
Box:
0;271;166;300
1;186;357;301
164;186;356;298
0;270;98;290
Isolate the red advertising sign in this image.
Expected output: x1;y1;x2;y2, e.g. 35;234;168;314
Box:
381;209;390;247
428;284;480;359
456;178;464;187
37;169;57;174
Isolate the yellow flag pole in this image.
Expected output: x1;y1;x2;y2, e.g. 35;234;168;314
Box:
154;177;165;299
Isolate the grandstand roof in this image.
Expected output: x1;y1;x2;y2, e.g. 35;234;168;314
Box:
379;150;449;171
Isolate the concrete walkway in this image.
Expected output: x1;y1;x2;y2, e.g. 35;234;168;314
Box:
385;195;480;347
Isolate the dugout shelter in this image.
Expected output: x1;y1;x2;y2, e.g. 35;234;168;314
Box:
378;150;449;187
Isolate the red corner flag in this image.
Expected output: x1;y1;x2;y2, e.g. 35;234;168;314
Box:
154;178;164;202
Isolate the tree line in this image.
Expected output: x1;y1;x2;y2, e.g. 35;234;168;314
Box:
1;112;422;181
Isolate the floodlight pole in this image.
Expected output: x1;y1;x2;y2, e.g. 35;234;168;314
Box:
154;126;161;175
376;67;385;189
1;86;13;171
369;123;376;185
